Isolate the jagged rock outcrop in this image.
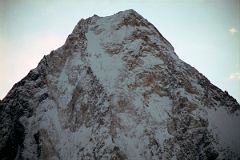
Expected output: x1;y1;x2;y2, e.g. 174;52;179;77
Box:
0;9;240;160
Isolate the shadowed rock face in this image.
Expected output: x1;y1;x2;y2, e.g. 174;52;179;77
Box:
0;9;240;160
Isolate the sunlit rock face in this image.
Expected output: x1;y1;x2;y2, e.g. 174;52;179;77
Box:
0;9;239;160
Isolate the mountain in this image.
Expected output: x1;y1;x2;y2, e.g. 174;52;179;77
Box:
0;9;240;160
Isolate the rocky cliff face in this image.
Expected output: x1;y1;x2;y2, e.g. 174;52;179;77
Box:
0;9;240;160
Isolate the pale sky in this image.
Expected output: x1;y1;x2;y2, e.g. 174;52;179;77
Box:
0;0;239;102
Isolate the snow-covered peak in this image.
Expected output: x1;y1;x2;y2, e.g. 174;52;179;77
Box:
114;9;145;20
0;10;239;160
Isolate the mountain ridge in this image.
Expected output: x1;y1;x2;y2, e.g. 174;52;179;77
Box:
0;9;240;160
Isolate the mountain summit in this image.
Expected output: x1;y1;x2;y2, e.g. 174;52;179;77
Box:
0;9;240;160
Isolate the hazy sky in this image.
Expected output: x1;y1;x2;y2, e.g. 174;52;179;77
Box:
0;0;239;102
